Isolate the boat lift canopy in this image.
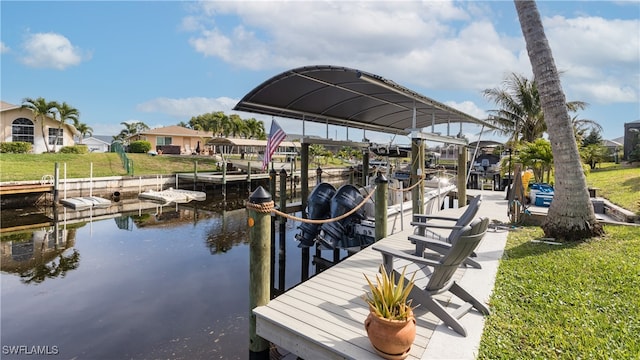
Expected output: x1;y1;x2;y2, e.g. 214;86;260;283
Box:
234;65;494;145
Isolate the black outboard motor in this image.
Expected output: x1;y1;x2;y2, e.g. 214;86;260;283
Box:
319;184;367;249
295;182;336;247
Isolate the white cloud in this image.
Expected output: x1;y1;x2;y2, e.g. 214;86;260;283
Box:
445;100;488;120
543;15;640;104
0;41;9;54
183;1;638;109
136;97;239;118
20;32;89;70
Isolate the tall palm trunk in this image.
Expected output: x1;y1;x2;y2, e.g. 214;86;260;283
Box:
514;0;603;240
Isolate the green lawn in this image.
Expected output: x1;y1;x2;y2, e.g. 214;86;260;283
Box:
0;153;221;181
2;155;638;214
585;163;639;214
478;225;640;359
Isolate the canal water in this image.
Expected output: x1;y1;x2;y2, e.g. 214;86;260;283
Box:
0;190;342;359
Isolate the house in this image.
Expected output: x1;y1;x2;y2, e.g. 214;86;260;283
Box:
82;136;112;153
1;100;79;153
127;125;214;154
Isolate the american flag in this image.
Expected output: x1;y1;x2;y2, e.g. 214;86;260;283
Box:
263;119;286;170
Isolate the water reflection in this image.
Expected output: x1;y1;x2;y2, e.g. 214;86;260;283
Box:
1;225;79;284
0;194;323;359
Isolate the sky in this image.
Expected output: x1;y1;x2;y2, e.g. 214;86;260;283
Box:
1;0;639;146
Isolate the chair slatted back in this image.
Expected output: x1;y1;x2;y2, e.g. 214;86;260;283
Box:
427;217;489;291
445;195;483;242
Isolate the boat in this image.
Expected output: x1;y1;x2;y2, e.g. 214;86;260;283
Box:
60;196;112;211
138;188;206;204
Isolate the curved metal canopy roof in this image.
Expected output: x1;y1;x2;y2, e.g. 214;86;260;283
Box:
234;65;493;136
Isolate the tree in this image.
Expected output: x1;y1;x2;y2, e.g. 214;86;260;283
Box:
581;128;603;147
519;139;554;183
580;144;608;170
515;0;603;240
115;121;149;143
75;123;93;143
484;73;591;143
53;102;79;151
245;118;266;139
21;97;57;152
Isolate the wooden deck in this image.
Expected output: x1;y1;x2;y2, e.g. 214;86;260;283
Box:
254;209;470;360
254;189;511;360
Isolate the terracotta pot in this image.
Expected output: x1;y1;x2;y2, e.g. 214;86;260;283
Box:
364;309;416;360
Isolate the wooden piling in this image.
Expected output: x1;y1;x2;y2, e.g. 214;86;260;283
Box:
53;162;59;203
362;150;369;187
301;143;309;212
374;172;388;241
279;169;287;223
193;161;198;190
247;186;272;360
457;146;467;207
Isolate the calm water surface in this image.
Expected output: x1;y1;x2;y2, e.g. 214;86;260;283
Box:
1;197;316;359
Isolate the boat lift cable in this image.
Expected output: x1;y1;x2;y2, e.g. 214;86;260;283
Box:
466;124;486;185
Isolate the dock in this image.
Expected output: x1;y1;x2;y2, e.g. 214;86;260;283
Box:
254;189;510;360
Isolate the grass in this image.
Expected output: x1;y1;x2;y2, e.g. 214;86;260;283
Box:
478;225;640;359
585;163;639;213
0;153;220;182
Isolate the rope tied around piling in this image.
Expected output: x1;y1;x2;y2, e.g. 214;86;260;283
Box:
269;185;378;224
246;200;275;213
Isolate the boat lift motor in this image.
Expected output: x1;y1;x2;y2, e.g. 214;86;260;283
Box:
295;182;336;247
318;184;371;250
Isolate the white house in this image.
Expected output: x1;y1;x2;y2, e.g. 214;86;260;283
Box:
1;100;79;153
82;136;111;152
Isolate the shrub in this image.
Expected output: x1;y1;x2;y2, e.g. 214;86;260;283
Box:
59;145;89;154
0;142;32;153
129;140;152;153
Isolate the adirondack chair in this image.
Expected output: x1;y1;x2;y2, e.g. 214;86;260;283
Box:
410;195;483;268
372;217;490;337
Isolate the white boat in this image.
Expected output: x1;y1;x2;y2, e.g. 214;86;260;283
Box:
60;196;112;211
138;188;206;204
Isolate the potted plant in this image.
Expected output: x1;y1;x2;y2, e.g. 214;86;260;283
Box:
363;265;417;360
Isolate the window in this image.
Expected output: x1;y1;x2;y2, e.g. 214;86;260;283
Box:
12;118;35;144
48;128;64;145
157;136;172;145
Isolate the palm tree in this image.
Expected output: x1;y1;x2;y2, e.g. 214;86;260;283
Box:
228;115;248;138
484;73;592;143
53;102;79;151
245;118;266;139
483;73;543;143
21;97;57;152
514;0;603;240
75;123;93;143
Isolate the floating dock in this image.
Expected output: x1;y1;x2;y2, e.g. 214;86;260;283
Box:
59;196;112;211
138;188;206;204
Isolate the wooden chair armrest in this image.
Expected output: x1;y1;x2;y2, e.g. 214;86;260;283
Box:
410;222;464;230
372;245;441;268
408;234;452;248
412;214;459;222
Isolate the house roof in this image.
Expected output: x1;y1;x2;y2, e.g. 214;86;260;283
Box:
603;139;622;147
234;65;494;136
83;136;111;145
0;101;21;111
207;137;299;148
134;125;214;138
1;100;79;135
89;135;114;144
